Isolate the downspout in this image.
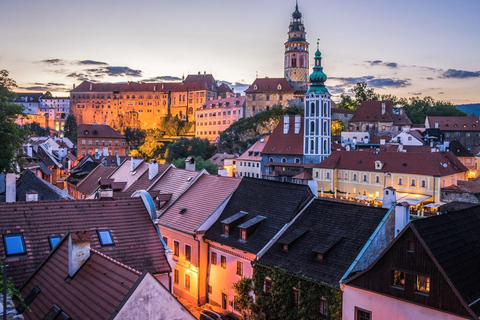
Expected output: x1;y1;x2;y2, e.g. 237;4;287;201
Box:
194;233;201;306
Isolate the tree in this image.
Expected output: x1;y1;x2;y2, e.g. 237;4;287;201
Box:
336;93;359;110
353;82;378;103
26;122;48;136
400;96;466;124
171;156;218;174
159;114;194;136
135;129;166;160
43;91;53;98
233;278;255;320
165;137;216;163
0;69;26;172
331;120;345;136
124;127;146;149
0;260;25;311
64;114;77;142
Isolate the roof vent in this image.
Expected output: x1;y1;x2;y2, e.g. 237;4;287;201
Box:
179;208;187;214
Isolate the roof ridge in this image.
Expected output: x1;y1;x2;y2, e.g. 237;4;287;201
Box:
90;248;142;276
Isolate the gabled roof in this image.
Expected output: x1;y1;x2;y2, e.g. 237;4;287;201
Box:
448;140;473;157
75;164;116;195
198;96;246;111
315;150;468;177
20;234;194;320
102;159;149;193
245;78;294;93
350;101;412;126
426;116;480;132
15;170;73;201
71;80;212;93
208;153;238;167
237;136;270;161
204;178;313;254
123;164;170;196
0;197;170;286
263;116;304;156
257;199;388;287
14;92;43;103
157;174;240;234
77;124;124;139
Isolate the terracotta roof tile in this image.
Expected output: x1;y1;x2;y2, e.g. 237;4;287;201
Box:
123;163;170;196
427;116;480;132
237;136;270;161
0;197;170;287
263;116;304;156
77;124;124;139
147;167;199;206
71;80;211;93
350;101;412;126
75;165;116;195
245;78;294;93
198;96;245;110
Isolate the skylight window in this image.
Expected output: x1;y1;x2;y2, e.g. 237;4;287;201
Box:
49;236;62;250
97;230;114;246
4;234;26;256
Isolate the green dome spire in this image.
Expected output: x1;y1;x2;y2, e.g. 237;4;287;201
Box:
307;40;329;95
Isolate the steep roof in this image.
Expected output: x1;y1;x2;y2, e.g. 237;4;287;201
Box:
123;163;170;196
204;178;313;254
77;124;124;139
15;170;72;201
14;92;43;103
331;107;355;115
184;73;217;89
315;150;468;177
157;174;240;234
105;159;149;193
263;116;304;156
426;116;480;132
257;199;388;287
0;197;170;286
245;78;294;93
75;164;116;195
71;80;211;93
208;153;237;167
350;101;412;126
237;136;270;161
448;140;473;157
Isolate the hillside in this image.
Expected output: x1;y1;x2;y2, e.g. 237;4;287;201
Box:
456;104;480;116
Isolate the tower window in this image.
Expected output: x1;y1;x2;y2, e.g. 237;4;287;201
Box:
310;121;315;134
292;58;297;67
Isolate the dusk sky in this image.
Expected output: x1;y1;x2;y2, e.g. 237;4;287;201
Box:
1;0;479;103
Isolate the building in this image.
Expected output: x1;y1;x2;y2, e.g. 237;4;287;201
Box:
18;231;195;320
39;96;70;133
203;178;313;316
391;129;425;146
253;197;406;320
245;78;296;117
331;107;355;129
349;101;412;137
448;140;477;177
14;92;42;115
304;45;331;164
425;116;480;148
343;206;480;320
284;3;309;91
313;150;468;204
196;96;246;142
208;153;238;177
236;136;270;179
70;74;227;130
155;173;240;306
0;195;171;288
68;164;116;199
77;123;127;156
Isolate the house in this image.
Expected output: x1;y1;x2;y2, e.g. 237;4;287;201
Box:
425;116;480;148
236;136;270;179
196;96;246;142
69;164;115;199
331;107;355;129
245;78;296;117
343;205;480;320
448;140;477;177
253;195;407;320
208;153;238;177
18;231;195;320
391;130;425;146
313;150;468;205
203;178;314;316
77;123;127;157
0;194;171;288
349;101;412;137
155;173;240;306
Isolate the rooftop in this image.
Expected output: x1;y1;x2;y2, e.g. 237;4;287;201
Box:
245;78;294;93
350;101;412;126
77;124;124;139
263;116;304;156
426;116;480;132
237;136;270;161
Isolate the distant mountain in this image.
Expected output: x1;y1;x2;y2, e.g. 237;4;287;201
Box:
456;104;480;116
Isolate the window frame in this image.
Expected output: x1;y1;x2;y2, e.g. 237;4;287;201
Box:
415;274;431;295
392;269;406;289
4;234;27;257
211;251;217;265
48;235;62;250
236;261;243;276
185;244;192;262
355;307;372;320
173;240;180;257
221;255;227;269
174;269;179;284
97;229;114;247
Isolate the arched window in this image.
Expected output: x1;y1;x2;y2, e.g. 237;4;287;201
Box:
398;178;403;185
281;157;287;163
375;176;380;183
269;157;274;163
310;121;315;134
323;139;327;153
295;158;300;163
310;103;315;116
323;121;327;134
323;102;327;116
310;139;314;154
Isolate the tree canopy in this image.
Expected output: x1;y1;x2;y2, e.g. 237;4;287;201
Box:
171;156;218;174
165;137;216;163
64;114;77;142
0;70;26;172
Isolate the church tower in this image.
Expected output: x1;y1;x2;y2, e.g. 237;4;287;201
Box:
303;41;331;164
284;2;309;91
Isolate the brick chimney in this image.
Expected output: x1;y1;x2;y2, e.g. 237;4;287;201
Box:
68;231;90;277
149;160;158;180
5;173;16;203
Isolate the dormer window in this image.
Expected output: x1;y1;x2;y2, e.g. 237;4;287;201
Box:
97;230;114;246
277;84;282;90
374;161;383;170
223;225;230;235
253;84;258;90
238;216;266;241
240;229;247;240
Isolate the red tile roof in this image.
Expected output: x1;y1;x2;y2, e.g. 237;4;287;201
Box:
71;80;211;93
292;172;312;180
245;78;294;93
331;107;355;115
75;165;116;195
157;174;240;234
315;150;468;177
0;197;170;287
124;163;170;196
237;136;270;161
350;101;412;126
263;116;304;156
77;124;125;139
426;116;480;132
198;96;246;110
20;236;142;320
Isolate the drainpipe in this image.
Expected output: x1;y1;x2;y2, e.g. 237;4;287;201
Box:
194;233;201;306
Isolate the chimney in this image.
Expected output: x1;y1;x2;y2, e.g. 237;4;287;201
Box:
185;156;196;171
380;139;386;145
381;102;386;115
26;144;33;157
130;157;142;172
116;153;121;166
382;187;396;209
68;231;90;277
399;108;404;115
149;160;159;180
98;188;113;199
26;190;38;202
89;83;93;91
6;173;16;203
47;144;53;155
95;150;100;160
283;116;290;134
294;115;301;134
395;202;410;237
103;147;108;157
73;83;76;89
435;122;439;129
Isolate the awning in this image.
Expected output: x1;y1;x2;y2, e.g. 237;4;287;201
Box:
399;194;431;206
356;196;373;200
423;202;445;208
375;192;409;202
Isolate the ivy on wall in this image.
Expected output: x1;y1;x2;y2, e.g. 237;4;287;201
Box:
252;265;342;320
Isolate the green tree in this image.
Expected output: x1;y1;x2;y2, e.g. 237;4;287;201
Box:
136;129;166;160
0;69;26;172
353;82;379;103
331;120;345;136
400;96;466;124
0;260;25;311
43;91;53;98
165;137;216;163
26;122;48;136
124;127;146;148
64;114;77;142
159;114;194;136
171;156;218;174
233;278;255;320
335;93;359;110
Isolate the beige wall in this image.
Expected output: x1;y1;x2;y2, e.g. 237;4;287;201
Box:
237;160;262;179
245;92;294;117
196;106;244;142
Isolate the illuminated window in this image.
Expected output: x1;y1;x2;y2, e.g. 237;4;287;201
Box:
185;244;192;262
174;269;179;284
211;252;217;265
416;275;430;294
185;274;191;291
221;256;226;269
174;240;179;257
264;277;272;294
392;270;405;288
236;261;243;276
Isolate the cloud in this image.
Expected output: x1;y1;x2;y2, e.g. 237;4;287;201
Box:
39;59;66;65
442;69;480;79
330;76;410;90
367;60;398;68
330;76;375;86
77;60;108;65
67;72;90;81
86;66;142;77
143;75;182;82
19;82;70;92
426;77;434;80
408;92;422;96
